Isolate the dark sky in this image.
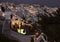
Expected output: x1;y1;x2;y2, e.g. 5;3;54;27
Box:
0;0;60;7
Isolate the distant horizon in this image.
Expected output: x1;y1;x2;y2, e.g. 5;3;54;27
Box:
0;0;60;7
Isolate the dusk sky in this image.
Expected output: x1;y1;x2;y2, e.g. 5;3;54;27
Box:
0;0;60;7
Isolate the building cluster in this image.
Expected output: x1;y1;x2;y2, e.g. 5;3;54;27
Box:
0;2;59;33
0;2;60;42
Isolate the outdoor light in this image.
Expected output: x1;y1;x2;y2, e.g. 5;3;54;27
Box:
2;13;5;17
18;29;26;35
